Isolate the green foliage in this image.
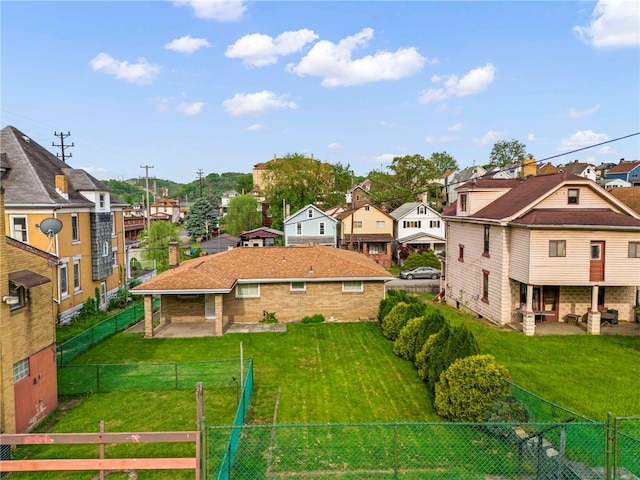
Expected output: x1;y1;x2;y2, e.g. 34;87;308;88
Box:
481;396;529;437
78;297;98;320
434;354;511;421
402;251;441;270
415;334;437;381
139;221;181;272
95;287;101;310
103;180;145;204
381;302;408;340
224;194;262;236
429;151;458;175
260;311;279;324
264;153;352;230
393;316;424;361
413;310;447;359
301;314;325;324
108;285;133;311
488;139;531;168
234;174;254;195
173;172;251;204
185;197;218;241
426;321;452;392
378;289;420;323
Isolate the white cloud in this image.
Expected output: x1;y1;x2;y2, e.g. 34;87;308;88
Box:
327;142;341;150
380;120;395;128
165;35;211;54
222;90;297;116
90;53;160;85
473;130;503;146
365;153;397;164
155;97;172;112
287;28;429;87
527;133;538;141
557;130;609;151
225;29;319;67
448;123;463;132
567;104;600;119
418;63;496;104
81;166;109;178
599;145;616;154
246;124;264;131
574;0;640;48
424;135;457;143
173;0;246;22
177;102;205;115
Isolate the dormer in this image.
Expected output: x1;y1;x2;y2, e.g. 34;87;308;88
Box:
455;181;514;216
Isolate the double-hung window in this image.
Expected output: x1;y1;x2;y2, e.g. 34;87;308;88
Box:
549;240;566;257
236;283;260;298
11;216;28;242
71;214;80;242
342;281;363;293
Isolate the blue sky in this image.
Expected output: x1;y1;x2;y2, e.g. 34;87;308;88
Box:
2;1;639;182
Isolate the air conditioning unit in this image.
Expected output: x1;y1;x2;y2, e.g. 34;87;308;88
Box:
2;296;20;305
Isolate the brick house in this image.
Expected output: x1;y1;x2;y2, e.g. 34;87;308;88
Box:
132;243;394;337
1;160;59;434
1;126;127;323
441;172;640;336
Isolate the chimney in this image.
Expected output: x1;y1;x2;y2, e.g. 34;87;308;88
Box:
55;174;69;199
168;241;180;269
520;157;537;178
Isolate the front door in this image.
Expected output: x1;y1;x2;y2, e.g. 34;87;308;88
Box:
590;241;605;282
542;286;559;322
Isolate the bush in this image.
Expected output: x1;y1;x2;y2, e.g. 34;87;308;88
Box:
402;251;441;270
413;310;446;360
426;321;452;392
481;396;530;438
260;311;278;324
434;354;511;422
378;290;419;323
381;302;409;340
393;316;424;361
415;334;437;381
301;314;325;324
78;297;98;320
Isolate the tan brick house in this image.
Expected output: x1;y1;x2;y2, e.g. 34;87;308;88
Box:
132;243;394;337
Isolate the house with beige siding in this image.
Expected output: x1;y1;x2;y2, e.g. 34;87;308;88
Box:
441;173;640;336
132;243;394;337
1;160;58;434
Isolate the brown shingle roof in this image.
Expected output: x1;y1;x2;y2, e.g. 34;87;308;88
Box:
511;209;640;228
608;186;640;214
132;243;393;293
607;160;640;174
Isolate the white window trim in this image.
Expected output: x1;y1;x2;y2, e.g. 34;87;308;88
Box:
342;281;363;293
13;358;29;383
236;283;260;298
112;247;118;268
10;215;28;243
60;261;69;298
290;282;306;292
111;212;116;237
73;258;81;292
71;214;80;243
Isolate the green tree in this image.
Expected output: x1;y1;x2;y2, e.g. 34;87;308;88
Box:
264;153;351;230
429;151;458;175
224;194;262;236
185;197;218;241
234;174;254;195
489;139;531;168
139;221;181;273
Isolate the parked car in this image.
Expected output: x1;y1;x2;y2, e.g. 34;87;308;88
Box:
399;266;441;280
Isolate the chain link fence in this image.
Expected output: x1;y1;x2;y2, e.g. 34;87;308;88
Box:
56;297;160;366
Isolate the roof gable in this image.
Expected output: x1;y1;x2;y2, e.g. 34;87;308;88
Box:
285;204;336;224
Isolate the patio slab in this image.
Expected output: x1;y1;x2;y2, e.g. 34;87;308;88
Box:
510;321;640;336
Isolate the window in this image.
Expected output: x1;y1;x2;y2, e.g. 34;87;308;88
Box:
459;194;468;212
355;194;360;201
13;358;29;383
319;222;325;235
549;240;566;257
458;244;464;262
296;222;302;235
99;193;105;208
342;281;363;293
364;205;370;211
111;212;116;236
290;282;306;292
236;283;260;298
482;270;490;302
11;216;28;242
483;225;490;256
353;221;362;228
103;241;109;257
430;220;440;228
376;221;385;228
307;208;313;218
568;189;579;204
629;242;640;258
71;214;79;242
8;281;25;310
591;243;601;260
73;260;81;291
112;248;118;268
368;243;385;254
60;263;68;296
403;221;421;228
417;206;426;214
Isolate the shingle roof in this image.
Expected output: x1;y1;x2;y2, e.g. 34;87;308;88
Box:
1;126;111;206
559;161;593;176
607;160;640;174
132;243;394;293
608;186;640;214
389;202;424;220
511;209;640;228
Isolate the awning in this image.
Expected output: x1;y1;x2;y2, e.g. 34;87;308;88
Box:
9;269;51;288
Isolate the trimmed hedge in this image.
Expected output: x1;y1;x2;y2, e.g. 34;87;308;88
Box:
393;316;424;361
381;302;409;340
301;314;325;324
378;290;420;323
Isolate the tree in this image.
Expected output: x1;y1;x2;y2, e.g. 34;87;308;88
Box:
139;221;181;273
224;194;262;236
429;151;458;175
234;174;253;195
185;197;218;241
488;139;531;168
264;153;351;230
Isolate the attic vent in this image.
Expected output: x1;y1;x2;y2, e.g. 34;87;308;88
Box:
22;136;31;143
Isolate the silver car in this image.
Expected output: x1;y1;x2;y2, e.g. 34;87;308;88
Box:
399;266;441;280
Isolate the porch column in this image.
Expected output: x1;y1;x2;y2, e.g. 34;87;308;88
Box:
522;284;535;336
144;295;154;338
587;285;601;335
214;294;225;336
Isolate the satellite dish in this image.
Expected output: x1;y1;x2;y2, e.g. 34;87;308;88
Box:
38;218;63;238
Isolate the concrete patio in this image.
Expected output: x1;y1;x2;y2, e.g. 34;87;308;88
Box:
510;320;640;336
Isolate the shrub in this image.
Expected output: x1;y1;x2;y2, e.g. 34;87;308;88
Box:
393;316;424;361
260;311;278;324
415;334;437;381
78;297;98;320
378;290;419;323
381;302;409;340
402;251;441;270
481;396;530;438
434;354;511;421
301;314;325;324
413;310;446;359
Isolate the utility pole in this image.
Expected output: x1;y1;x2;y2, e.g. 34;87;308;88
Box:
197;169;204;198
52;131;74;163
140;165;154;230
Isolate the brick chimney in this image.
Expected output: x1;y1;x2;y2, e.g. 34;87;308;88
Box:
520;157;537;178
55;174;69;199
168;241;180;269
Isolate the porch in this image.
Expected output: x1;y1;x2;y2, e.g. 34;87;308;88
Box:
509;320;640;336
